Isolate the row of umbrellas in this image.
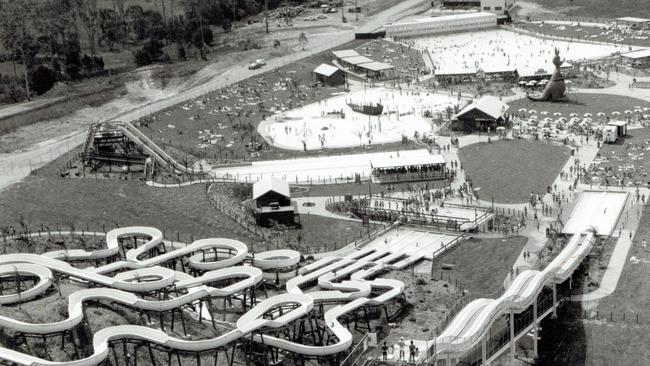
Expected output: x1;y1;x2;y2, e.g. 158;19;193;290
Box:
517;108;650;116
518;80;574;86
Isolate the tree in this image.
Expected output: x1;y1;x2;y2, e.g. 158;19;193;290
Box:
0;0;37;99
75;0;100;55
298;32;308;51
63;37;82;79
30;65;58;95
99;8;126;50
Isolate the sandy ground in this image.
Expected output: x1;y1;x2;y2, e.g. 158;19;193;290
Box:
259;87;456;150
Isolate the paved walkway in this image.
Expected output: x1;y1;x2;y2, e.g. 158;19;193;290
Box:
572;230;633;302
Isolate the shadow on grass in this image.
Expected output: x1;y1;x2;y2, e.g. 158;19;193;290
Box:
537;301;587;366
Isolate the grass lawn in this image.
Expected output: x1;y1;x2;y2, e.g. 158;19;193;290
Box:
522;0;650;19
596;204;650;315
519;22;650;48
430;235;528;295
459;139;571;204
537;310;650;366
287;214;380;254
0;151;261;249
507;93;650;119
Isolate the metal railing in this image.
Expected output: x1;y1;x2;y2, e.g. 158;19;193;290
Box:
339;333;370;366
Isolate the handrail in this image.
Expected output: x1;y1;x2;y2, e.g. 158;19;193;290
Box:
339;333;370;366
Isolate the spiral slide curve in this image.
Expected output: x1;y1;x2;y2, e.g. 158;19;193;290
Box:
431;228;596;360
0;226;412;366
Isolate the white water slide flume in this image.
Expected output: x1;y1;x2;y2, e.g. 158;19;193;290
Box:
0;226;418;365
429;228;596;361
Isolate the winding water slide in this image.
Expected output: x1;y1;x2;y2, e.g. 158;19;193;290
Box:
431;228;596;361
0;226;411;365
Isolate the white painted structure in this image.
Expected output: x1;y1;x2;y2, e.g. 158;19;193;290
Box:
384;12;497;38
480;0;514;17
563;191;628;236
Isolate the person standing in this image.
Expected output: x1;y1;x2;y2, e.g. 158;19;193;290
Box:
398;337;406;361
382;342;388;361
409;341;417;363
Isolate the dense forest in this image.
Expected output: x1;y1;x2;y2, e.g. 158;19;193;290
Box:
0;0;298;102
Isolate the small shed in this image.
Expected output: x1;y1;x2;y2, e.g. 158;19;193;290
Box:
617;17;650;30
358;61;395;79
313;63;345;86
454;95;509;131
621;49;650;68
253;176;295;227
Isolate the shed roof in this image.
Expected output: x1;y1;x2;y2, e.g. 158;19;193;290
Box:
340;55;374;65
371;155;446;169
621;49;650;59
455;95;509;120
253;176;290;200
313;63;340;77
359;61;395;71
617;17;650;23
332;49;360;59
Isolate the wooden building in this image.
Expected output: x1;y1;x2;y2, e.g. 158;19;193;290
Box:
253;177;296;226
454;95;509;131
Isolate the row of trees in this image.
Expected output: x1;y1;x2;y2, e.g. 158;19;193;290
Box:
0;0;303;102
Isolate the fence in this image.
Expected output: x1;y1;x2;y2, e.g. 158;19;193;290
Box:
204;184;386;253
339;333;371;366
351;221;398;249
0;222;195;247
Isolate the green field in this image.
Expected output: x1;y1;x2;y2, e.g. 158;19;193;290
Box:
521;0;650;20
507;94;650;119
458;139;571;204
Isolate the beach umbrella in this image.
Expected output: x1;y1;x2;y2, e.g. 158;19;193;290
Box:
541;111;549;115
554;112;562;116
625;110;633;114
529;109;537;114
634;106;642;109
569;113;578;117
612;111;620;115
584;113;592;117
518;108;527;112
597;112;606;117
634;109;643;113
544;117;553;121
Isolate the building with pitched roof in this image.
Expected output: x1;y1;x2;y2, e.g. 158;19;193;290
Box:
453;95;509;131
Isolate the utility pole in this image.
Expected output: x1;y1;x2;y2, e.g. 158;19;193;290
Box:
265;0;269;34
